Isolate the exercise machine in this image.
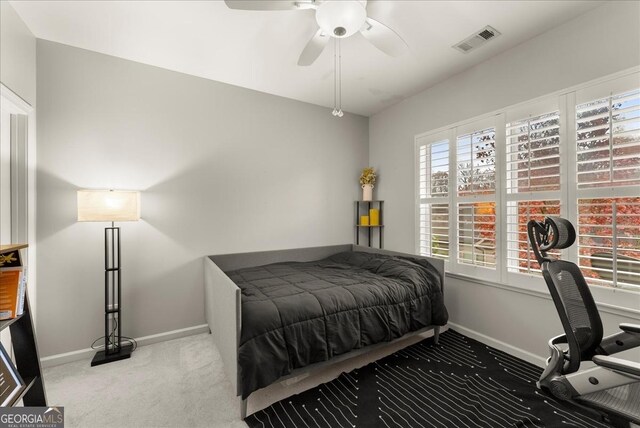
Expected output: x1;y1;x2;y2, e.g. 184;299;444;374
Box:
528;217;640;427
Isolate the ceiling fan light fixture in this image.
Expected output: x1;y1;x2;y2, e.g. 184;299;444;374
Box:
316;1;366;39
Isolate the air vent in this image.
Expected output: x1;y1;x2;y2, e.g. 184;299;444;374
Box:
453;25;501;54
478;29;495;40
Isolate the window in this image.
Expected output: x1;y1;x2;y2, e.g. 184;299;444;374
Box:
505;111;562;277
418;121;499;280
457;202;496;268
418;138;450;260
576;89;640;188
575;87;640;290
415;72;640;293
419;203;450;260
506;200;561;275
506;112;560;194
456;127;496;268
456;128;496;196
578;198;640;290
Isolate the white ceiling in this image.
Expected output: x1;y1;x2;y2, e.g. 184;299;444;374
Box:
10;0;604;116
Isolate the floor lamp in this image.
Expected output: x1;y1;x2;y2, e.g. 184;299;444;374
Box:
77;189;140;366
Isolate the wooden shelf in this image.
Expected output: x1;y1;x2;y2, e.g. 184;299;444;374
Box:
0;244;28;254
356;225;384;228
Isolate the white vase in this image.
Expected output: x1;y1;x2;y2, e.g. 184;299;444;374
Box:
362;184;374;201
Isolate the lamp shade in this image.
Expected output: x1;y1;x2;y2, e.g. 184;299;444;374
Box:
77;190;140;222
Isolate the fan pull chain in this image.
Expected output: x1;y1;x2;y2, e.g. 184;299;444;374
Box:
338;38;343;117
332;38;344;117
331;38;338;116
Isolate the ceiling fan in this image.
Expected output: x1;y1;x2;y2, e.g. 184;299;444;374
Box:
224;0;408;66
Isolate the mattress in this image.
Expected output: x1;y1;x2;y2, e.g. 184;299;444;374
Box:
227;250;449;398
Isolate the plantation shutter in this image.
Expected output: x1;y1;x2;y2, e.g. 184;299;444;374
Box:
455;127;497;269
418;137;450;260
575;85;640;290
414;72;640;295
505;109;563;277
456;127;496;196
506;200;561;275
577;198;640;289
576;89;640;188
506;112;560;193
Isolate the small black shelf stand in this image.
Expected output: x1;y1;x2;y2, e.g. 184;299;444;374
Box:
0;244;47;407
355;200;384;249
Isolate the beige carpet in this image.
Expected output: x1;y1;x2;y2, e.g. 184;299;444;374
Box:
43;333;247;428
43;328;443;427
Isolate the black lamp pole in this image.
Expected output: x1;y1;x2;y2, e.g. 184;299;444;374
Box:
91;221;133;366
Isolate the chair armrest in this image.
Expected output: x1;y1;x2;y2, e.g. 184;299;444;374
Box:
599;328;640;355
550;333;568;345
592;355;640;378
620;323;640;335
563;364;639;397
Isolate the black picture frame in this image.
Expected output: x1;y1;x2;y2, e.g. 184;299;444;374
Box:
0;343;25;406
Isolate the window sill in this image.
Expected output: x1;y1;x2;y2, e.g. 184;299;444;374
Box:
444;271;640;320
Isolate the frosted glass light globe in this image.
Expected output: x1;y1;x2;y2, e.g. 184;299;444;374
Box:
315;1;367;38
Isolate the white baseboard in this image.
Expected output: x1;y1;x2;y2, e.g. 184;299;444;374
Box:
40;324;210;368
41;322;542;371
448;322;547;368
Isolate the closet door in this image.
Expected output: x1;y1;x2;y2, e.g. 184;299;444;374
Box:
0;97;30;358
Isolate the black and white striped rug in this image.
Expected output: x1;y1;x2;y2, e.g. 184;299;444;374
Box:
245;330;611;428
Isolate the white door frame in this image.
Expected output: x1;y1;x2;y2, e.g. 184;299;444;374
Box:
1;83;37;323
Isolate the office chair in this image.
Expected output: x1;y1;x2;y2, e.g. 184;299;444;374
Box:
527;217;640;428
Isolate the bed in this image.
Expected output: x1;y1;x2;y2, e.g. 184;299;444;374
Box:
204;244;448;418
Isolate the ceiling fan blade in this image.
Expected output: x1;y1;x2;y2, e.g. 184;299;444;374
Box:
224;0;315;11
359;17;408;57
297;29;330;66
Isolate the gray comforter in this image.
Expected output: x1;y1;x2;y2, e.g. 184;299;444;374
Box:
227;251;448;398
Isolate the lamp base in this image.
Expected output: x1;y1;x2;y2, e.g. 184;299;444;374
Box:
91;344;133;367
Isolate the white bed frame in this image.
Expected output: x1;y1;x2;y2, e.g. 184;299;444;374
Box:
203;244;445;418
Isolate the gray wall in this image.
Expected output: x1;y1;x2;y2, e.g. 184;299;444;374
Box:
0;1;36;106
36;40;368;357
369;1;640;361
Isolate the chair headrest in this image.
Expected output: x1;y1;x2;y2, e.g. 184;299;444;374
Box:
527;217;576;264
